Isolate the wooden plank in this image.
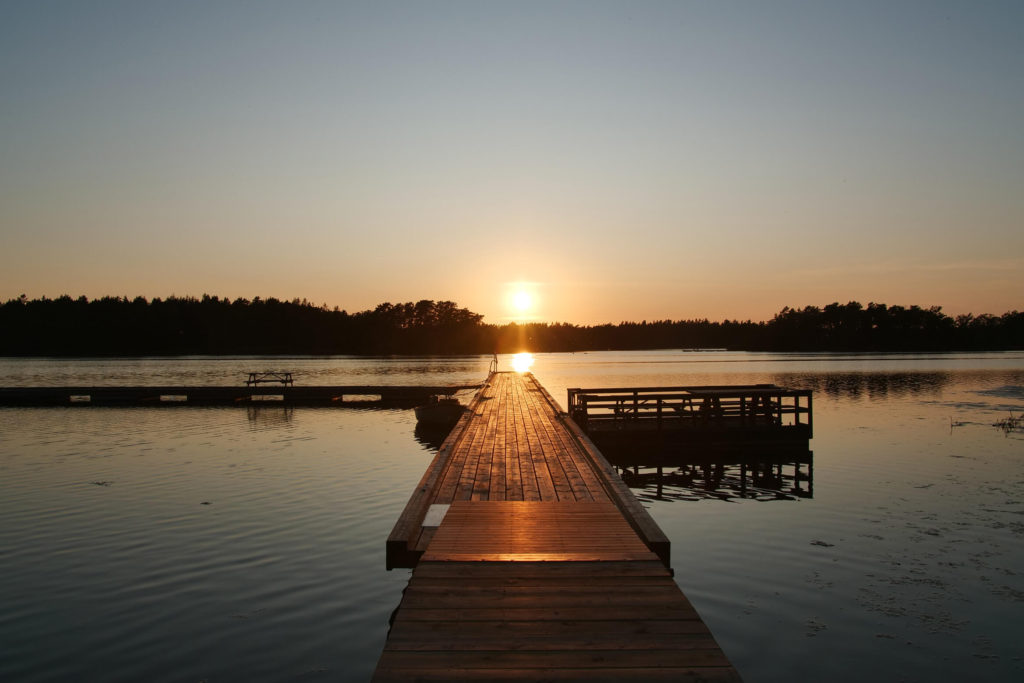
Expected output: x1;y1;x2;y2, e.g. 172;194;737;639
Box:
397;582;688;598
412;525;437;554
504;375;525;501
374;667;741;682
470;380;497;501
419;551;660;562
387;619;712;636
375;649;734;669
397;589;692;609
389;605;704;622
488;372;508;501
384;632;724;652
410;560;670;579
491;373;511;499
408;575;684;588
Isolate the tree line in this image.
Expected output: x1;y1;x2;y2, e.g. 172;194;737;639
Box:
0;295;1021;356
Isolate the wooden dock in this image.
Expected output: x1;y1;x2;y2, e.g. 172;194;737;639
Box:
568;385;812;437
568;384;812;460
377;372;740;681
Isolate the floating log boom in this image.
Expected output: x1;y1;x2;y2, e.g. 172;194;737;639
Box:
0;384;479;407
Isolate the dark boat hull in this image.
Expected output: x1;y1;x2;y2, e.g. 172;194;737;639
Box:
414;399;464;426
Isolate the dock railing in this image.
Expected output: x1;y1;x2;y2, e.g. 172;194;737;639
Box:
567;384;812;437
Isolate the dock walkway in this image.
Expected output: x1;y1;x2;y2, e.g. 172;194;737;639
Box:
376;372;740;681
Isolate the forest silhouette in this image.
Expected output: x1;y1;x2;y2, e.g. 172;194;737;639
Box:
1;295;1021;356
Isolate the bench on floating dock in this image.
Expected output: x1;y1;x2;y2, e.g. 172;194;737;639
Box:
376;372;740;682
245;371;294;387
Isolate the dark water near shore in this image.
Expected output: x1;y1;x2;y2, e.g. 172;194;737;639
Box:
1;351;1023;682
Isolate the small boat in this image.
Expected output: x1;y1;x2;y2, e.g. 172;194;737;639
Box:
415;395;464;426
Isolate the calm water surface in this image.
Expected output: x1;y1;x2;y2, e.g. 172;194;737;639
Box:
1;352;1022;682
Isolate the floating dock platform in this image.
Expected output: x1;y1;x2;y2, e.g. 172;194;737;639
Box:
568;384;811;453
377;372;740;681
0;384;479;407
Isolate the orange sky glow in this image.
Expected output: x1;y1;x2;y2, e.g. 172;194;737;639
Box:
1;3;1021;326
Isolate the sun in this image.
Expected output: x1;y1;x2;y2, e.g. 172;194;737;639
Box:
512;290;532;313
505;281;540;320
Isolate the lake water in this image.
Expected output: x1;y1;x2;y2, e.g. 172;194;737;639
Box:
1;351;1022;682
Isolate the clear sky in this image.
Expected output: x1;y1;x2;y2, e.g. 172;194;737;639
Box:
2;1;1021;324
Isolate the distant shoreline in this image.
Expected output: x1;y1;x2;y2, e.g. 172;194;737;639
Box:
3;348;1024;360
2;295;1021;356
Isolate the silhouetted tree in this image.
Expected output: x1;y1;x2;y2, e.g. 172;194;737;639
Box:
0;296;1019;356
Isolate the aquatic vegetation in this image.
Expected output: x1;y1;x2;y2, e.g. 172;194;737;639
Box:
993;412;1022;433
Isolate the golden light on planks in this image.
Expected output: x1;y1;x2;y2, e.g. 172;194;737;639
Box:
422;501;657;562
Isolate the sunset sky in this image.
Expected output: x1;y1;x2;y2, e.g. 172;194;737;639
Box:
2;1;1021;325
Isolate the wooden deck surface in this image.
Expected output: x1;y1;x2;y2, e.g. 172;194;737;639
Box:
377;372;740;681
422;500;655;562
374;560;739;682
432;372;610;504
387;372;670;566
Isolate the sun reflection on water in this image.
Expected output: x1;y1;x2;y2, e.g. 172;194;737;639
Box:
511;352;535;373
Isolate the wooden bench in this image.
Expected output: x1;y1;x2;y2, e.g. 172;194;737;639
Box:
245;371;294;387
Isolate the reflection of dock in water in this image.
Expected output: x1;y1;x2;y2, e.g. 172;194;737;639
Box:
614;449;813;502
245;405;295;429
376;372;740;682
